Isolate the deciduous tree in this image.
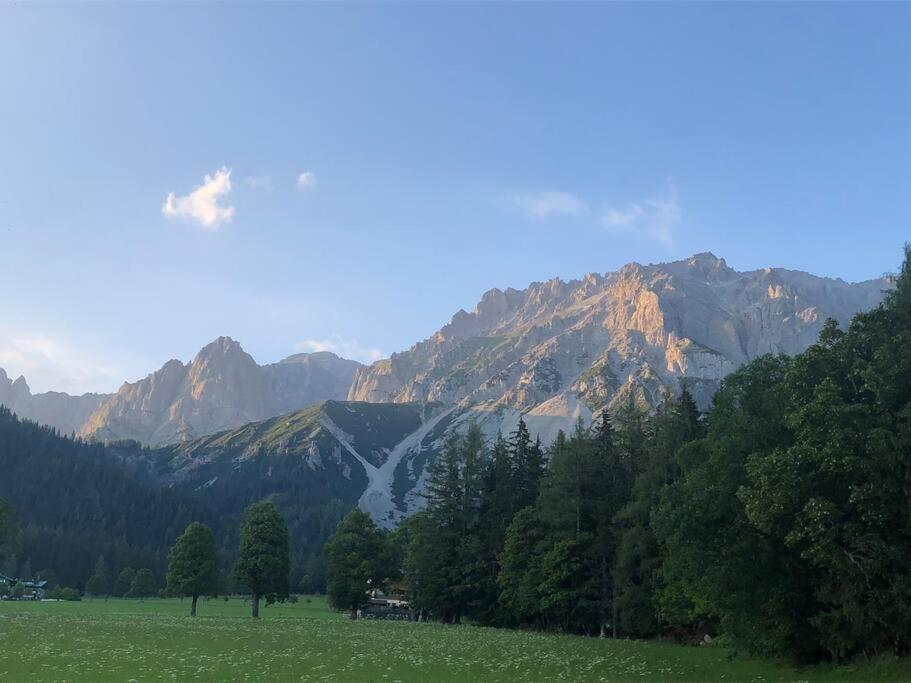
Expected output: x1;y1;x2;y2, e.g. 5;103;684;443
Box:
235;501;290;618
166;522;219;616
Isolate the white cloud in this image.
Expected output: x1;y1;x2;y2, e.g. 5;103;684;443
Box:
510;190;588;220
244;174;272;190
0;330;123;395
162;166;235;230
602;183;681;247
296;171;317;190
295;337;384;364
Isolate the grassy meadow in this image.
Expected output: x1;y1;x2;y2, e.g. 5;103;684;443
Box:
1;597;909;682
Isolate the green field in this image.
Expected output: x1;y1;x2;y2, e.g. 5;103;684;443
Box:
1;598;908;682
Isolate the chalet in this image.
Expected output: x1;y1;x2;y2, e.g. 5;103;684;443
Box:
0;573;48;600
362;589;412;620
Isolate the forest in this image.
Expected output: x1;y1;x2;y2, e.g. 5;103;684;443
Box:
0;409;344;594
326;245;911;664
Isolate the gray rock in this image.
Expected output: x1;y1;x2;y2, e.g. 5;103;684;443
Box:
77;337;362;446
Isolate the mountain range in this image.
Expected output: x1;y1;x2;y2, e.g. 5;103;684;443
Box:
0;253;890;526
0;339;361;447
0;369;109;436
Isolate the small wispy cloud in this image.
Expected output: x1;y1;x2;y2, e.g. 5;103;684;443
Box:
162;166;235;230
244;174;272;190
509;190;588;220
295;337;384;364
602;183;681;247
296;171;317;190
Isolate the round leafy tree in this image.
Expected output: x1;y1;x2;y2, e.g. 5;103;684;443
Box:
234;501;290;618
325;508;388;619
127;568;158;600
166;522;219;616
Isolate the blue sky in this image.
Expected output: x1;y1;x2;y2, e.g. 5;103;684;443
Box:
1;2;909;394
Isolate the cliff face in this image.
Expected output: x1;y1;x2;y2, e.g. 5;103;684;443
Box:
349;253;887;418
0;369;109;435
78;338;362;447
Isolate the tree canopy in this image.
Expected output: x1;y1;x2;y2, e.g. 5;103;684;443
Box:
166;522;219;616
235;501;290;617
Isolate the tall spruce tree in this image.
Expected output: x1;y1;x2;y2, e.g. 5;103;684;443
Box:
589;410;631;638
613;389;701;637
510;418;544;511
474;432;513;624
415;431;468;622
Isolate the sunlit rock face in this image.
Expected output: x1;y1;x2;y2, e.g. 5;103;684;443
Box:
77;337;362;446
349;252;888;417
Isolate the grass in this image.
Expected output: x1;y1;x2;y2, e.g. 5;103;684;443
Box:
1;597;909;682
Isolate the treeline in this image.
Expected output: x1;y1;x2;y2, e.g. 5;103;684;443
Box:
0;410;203;587
327;245;911;663
0;408;345;593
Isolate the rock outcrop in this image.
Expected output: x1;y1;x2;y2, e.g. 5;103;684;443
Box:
349;252;888;419
78;337;362;446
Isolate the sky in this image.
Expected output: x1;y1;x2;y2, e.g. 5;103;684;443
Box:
0;2;909;394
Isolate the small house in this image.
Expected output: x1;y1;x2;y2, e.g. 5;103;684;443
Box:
0;573;48;600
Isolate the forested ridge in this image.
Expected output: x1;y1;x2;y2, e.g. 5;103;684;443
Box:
0;412;202;586
327;245;911;663
0;410;347;593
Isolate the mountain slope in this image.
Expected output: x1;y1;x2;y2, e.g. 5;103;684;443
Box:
350;253;887;417
0;406;352;592
0;406;202;587
157;400;451;529
78;337;362;447
0;369;110;435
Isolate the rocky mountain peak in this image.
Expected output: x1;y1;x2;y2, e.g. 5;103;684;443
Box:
193;336;249;364
11;375;30;395
78;336;362;446
348;253;890;428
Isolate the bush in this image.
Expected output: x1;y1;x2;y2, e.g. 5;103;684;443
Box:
47;586;82;601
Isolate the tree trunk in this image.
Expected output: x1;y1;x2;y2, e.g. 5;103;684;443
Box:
191;594;198;617
252;592;260;618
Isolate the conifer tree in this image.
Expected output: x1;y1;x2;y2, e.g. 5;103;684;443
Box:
417;432;467;622
474;433;513;624
498;506;545;627
589;410;630;637
85;555;109;597
613;389;698;637
510;418;544;510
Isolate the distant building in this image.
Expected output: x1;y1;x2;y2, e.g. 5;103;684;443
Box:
0;573;48;600
362;589;412;619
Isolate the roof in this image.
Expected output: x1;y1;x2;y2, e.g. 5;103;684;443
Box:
0;574;48;588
